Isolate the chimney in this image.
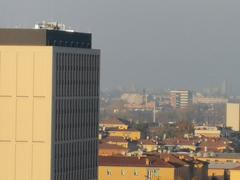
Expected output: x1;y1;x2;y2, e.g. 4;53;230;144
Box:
145;158;150;166
204;146;207;152
164;157;170;162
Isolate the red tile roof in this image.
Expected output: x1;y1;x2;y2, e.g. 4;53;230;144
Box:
102;136;128;143
100;118;126;125
99;156;178;168
139;139;156;145
231;166;240;170
99;143;127;150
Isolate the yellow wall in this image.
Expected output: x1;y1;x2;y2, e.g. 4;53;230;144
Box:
0;46;53;180
208;169;225;180
197;157;240;163
230;169;240;180
101;124;128;130
108;131;141;141
226;103;240;131
142;144;158;152
107;141;128;148
99;166;175;180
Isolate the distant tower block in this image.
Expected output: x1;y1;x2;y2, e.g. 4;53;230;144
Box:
170;90;193;109
226;103;240;131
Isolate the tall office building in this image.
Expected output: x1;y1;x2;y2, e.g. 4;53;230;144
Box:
0;24;100;180
170;90;193;109
226;103;240;131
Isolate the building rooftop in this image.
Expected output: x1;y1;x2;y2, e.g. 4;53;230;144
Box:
102;136;128;143
203;153;240;159
108;128;140;132
208;162;240;170
99;143;128;150
139;139;156;145
100;118;127;126
0;28;91;48
99;156;178;168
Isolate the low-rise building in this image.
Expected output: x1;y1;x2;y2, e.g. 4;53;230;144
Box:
108;129;141;141
194;126;221;138
199;138;232;153
193;97;228;104
99;154;208;180
163;138;198;152
102;136;129;148
100;118;128;130
229;166;240;180
99;156;187;180
207;162;240;180
196;153;240;163
138;139;158;152
99;143;128;156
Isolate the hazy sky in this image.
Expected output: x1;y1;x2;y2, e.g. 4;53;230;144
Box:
0;0;240;93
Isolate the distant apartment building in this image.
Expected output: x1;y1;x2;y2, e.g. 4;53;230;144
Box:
0;24;100;180
193;96;228;104
138;139;158;152
108;129;141;141
194;126;221;138
170;90;193;109
226;103;240;131
121;93;144;105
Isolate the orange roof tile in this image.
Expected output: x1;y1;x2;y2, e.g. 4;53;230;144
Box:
100;118;126;125
99;143;128;150
99;156;178;168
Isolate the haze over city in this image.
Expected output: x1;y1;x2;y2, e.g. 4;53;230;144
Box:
2;0;240;180
1;0;240;93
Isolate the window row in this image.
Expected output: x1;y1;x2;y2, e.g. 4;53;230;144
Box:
106;168;159;177
54;140;98;180
55;98;99;142
56;53;100;97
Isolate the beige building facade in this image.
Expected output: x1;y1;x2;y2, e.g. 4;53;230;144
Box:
226;103;240;131
0;29;100;180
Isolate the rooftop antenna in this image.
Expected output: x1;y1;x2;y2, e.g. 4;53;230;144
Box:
153;96;156;123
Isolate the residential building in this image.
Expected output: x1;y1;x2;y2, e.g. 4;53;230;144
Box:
199;138;232;153
100;118;128;130
226;103;240;131
99;156;184;180
138;139;158;152
99;143;128;156
101;136;129;148
99;154;208;180
108;129;141;141
0;25;100;180
170;90;193;109
207;162;240;180
196;153;240;164
193;96;228;104
229;166;240;180
194;126;221;138
163;138;198;152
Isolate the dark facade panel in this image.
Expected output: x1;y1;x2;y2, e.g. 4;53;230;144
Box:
0;29;91;48
47;30;91;48
52;48;100;180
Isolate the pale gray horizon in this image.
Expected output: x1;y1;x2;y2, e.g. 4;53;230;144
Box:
0;0;240;94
